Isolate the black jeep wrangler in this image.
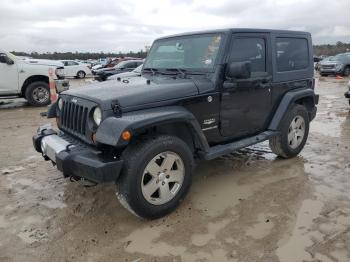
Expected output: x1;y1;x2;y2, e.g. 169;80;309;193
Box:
33;29;318;219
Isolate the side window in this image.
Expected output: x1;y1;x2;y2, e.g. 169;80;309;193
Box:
125;62;136;68
67;61;78;66
275;38;309;72
229;37;266;75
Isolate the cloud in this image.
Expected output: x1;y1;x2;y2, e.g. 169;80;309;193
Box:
0;0;349;52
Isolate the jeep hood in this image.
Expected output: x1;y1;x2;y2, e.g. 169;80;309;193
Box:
63;76;199;110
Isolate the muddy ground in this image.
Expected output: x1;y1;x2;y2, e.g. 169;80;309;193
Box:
0;76;349;262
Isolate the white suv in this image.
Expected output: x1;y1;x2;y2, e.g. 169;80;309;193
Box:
60;60;91;79
0;50;69;106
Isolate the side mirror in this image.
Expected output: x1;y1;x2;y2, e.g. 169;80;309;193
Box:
226;61;251;79
0;54;8;64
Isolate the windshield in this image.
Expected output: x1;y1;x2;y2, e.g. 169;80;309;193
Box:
115;61;129;69
8;52;18;61
330;54;350;62
143;34;222;71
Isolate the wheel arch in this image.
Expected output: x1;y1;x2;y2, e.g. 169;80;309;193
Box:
21;75;49;97
95;106;210;155
294;95;314;116
268;88;317;130
135;121;200;155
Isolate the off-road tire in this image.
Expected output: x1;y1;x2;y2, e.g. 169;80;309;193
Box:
116;135;194;219
77;71;86;79
25;81;50;107
269;105;310;158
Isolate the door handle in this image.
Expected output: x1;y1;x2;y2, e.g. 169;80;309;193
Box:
258;82;271;88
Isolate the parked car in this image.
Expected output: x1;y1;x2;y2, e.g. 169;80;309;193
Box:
33;28;318;219
107;64;143;80
77;60;93;69
0;49;68;106
344;80;350;105
94;60;143;81
60;60;91;79
315;56;333;71
319;53;350;76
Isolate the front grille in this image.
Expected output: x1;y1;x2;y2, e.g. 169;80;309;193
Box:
321;65;335;69
60;101;88;136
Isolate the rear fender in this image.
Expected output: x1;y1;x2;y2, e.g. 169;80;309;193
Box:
269;88;318;130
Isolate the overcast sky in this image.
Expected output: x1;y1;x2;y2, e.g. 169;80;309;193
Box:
1;0;349;53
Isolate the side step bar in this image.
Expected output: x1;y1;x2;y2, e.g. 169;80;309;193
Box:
203;131;278;160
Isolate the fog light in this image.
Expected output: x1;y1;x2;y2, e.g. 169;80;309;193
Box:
121;131;132;141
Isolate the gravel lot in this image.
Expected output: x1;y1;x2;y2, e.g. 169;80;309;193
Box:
0;76;349;262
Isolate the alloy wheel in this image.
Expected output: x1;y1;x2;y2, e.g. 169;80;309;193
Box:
141;151;185;205
288;115;305;149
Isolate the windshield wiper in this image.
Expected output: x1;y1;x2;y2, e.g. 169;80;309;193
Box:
165;68;207;77
142;67;158;75
165;68;187;78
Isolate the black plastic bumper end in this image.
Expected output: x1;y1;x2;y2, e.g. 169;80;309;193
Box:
56;150;123;183
344;91;350;99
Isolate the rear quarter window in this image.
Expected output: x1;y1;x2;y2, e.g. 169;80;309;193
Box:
275;38;309;72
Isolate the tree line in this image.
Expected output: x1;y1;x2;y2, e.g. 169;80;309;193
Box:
313;41;350;56
11;50;148;60
11;41;350;60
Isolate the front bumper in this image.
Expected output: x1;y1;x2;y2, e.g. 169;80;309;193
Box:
55;79;70;93
94;74;107;82
32;125;123;183
320;68;343;74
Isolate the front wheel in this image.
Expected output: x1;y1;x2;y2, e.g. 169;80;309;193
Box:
116;135;194;219
269;105;310;158
343;66;350;77
77;71;86;79
25;81;50;107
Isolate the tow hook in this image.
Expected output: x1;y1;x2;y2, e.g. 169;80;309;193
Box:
69;176;97;187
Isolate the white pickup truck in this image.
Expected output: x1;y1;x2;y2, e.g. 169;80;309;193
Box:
0;50;69;106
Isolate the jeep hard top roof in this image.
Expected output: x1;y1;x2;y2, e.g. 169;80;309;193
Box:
155;28;311;41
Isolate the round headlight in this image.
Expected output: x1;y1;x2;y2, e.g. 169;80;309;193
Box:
93;107;102;126
57;98;63;110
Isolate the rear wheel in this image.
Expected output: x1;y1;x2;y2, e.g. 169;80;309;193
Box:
25;81;50;107
269;105;310;158
116;135;194;219
77;71;86;79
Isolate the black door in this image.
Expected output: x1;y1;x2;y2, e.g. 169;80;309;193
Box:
220;33;272;139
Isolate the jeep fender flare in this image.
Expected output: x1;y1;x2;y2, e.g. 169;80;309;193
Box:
95;106;210;151
268;88;318;130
